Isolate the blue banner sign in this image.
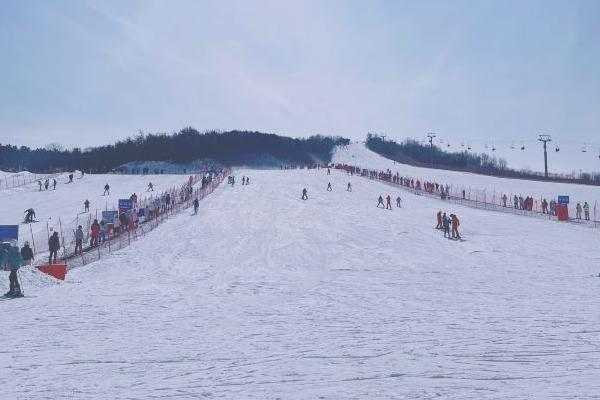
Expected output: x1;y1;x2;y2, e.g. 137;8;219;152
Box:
558;196;570;204
102;211;118;224
0;225;19;241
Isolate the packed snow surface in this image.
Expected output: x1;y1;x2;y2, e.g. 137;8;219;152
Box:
1;164;599;399
334;143;600;209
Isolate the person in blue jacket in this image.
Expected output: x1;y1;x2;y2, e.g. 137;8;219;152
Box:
442;212;451;238
4;240;23;297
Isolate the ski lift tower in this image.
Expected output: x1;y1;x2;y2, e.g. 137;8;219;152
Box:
427;132;437;166
538;134;552;177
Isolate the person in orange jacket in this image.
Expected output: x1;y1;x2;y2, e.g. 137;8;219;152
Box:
436;211;442;229
451;214;460;239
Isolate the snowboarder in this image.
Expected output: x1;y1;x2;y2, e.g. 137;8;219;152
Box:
583;202;590;221
147;182;154;192
193;198;199;214
103;184;110;196
24;208;36;223
327;182;332;192
4;241;23;297
386;195;392;210
301;188;308;200
347;182;352;192
84;199;90;212
52;179;57;190
436;211;443;229
377;195;385;208
451;214;460;239
48;232;60;264
396;196;402;208
20;242;34;266
442;213;451;238
74;225;84;254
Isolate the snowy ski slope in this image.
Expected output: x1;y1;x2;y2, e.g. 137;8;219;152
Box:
1;160;599;399
0;172;188;249
334;143;600;211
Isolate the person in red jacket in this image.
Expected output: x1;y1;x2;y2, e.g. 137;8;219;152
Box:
451;214;460;239
90;219;101;247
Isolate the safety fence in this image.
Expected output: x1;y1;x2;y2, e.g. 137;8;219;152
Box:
0;172;61;191
24;168;230;270
334;164;600;228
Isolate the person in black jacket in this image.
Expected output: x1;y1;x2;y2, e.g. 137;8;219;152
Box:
20;241;34;266
48;232;60;264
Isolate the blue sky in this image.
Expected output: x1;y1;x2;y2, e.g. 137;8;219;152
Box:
1;0;599;173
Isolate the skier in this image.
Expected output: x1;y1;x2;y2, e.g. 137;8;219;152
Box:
20;241;34;266
301;188;308;200
84;199;90;212
386;195;392;210
576;202;582;219
377;195;385;208
52;178;57;190
90;220;100;247
327;182;332;192
147;182;154;192
442;212;451;238
4;241;23;297
193;198;199;214
74;225;84;254
347;182;352;192
48;232;60;264
24;208;36;223
436;211;443;229
103;184;110;196
396;196;402;208
583;202;590;221
451;214;461;239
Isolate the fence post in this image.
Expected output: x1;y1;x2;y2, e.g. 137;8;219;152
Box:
29;223;36;255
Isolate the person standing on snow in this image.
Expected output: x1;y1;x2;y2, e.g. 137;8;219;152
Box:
74;225;84;254
396;196;402;208
99;220;107;244
4;241;23;297
242;176;246;185
583;202;590;220
386;195;392;210
84;199;90;212
90;220;100;247
436;211;443;229
44;179;49;190
193;198;199;214
327;168;331;175
20;242;34;266
48;232;60;264
246;177;250;185
147;182;154;192
103;184;110;196
327;182;332;192
68;173;73;183
377;195;384;208
38;180;42;191
442;213;451;238
347;182;352;192
301;188;308;200
576;202;582;219
52;179;57;190
451;214;460;239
